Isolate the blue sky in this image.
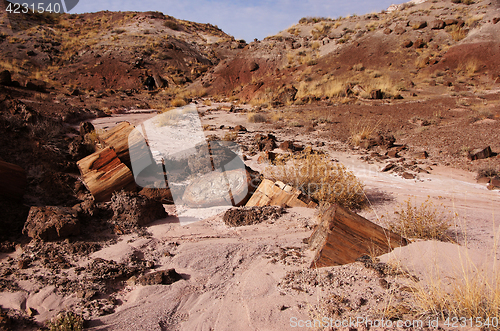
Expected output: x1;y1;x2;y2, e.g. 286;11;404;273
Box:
72;0;399;41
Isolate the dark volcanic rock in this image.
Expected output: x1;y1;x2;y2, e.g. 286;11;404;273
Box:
223;206;286;227
138;269;182;285
468;146;493;161
23;206;80;241
254;133;277;152
110;191;167;229
0;70;12;86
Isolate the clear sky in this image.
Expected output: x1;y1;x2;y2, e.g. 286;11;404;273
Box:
72;0;400;42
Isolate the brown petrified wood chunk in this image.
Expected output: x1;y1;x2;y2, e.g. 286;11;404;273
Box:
77;147;136;202
308;204;408;268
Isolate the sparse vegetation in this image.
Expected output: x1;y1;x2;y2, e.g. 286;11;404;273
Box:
46;311;84;331
265;151;366;210
446;25;468;41
247;112;268;123
349;119;380;146
384;197;453;241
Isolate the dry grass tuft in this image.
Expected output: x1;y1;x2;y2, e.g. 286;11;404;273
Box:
383;197;453;241
446;25;468;41
265;151;366;210
247;112;268;123
46;311;84;331
349;119;380;146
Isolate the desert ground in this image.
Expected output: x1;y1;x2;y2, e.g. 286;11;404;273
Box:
1;0;500;330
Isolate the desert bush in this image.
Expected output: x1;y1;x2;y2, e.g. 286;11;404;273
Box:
446;25;468;41
46;311;84;331
164;20;180;30
352;63;365;71
171;97;187;107
247;112;268;123
349;120;379;146
476;168;499;179
384;197;453;241
222;132;238;141
265;151;366;210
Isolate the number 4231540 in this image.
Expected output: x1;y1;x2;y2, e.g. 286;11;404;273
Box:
6;2;62;14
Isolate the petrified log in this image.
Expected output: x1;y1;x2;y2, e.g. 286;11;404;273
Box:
0;160;27;201
245;179;317;208
77;147;136;202
308;204;408;268
98;122;135;165
468;146;493;161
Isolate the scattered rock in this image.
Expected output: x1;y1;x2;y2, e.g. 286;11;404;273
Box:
468;146;493;160
223;206;286;227
23;206;80;241
381;163;395;172
370;89;383;100
411;151;428;159
138;187;173;203
477;177;491;184
272;86;297;106
394;25;406;35
254;133;277;152
248;61;260;72
257;151;276;164
402;172;415;180
233;125;247;132
431;20;446;30
413;38;426;49
25;80;46;92
0;70;12;86
402;40;413;48
138;269;182;286
80;121;95;136
110;191;167;229
279;140;302;152
387;150;399;158
412;21;427;30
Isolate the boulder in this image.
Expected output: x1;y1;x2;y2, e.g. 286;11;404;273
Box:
402;40;413;48
412;21;427;30
79;121;95;136
394;25;406;35
254;133;277;152
233;125;247;132
307;204;408;267
488;177;500;190
110;191;167;227
468;146;493;160
272;86;297;106
493;17;500;24
413;38;426;48
411;151;428;159
248;61;260;72
0;160;26;201
370;89;383;99
138;269;182;286
25;80;46;92
23;206;80;241
0;70;12;86
245;179;317;208
383;28;392;35
431;20;446;30
279;140;302;152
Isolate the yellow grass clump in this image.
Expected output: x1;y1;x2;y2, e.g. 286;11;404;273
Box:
265;151;366;210
383;197;453;241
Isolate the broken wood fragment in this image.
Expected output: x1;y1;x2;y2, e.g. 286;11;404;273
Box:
308;204;408;268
